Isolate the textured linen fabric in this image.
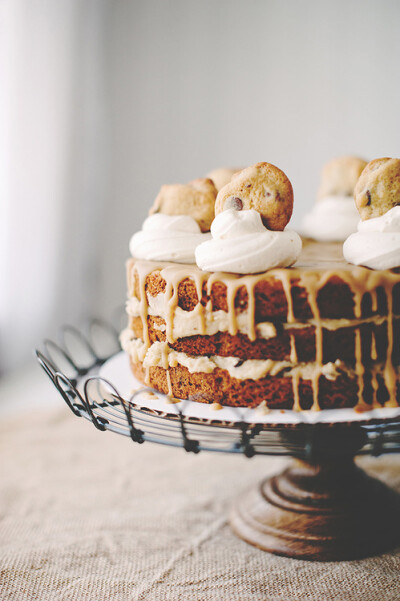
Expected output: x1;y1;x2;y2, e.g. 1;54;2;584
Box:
0;407;399;601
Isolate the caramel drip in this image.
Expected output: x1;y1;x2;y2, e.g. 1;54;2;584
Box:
144;365;150;386
193;272;207;335
226;280;239;336
165;396;180;404
256;401;270;415
162;325;174;397
298;272;325;411
289;332;301;410
161;342;169;370
291;372;301;412
371;369;379;407
246;279;257;341
166;371;173;397
274;271;295;323
207;272;260;340
371;289;378;313
140;264;206;344
354;329;366;410
207;272;236;335
289;333;298;363
384;284;397;408
133;261;158;348
163;278;178;343
371;331;377;361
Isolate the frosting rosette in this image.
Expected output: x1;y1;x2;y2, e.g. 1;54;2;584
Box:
300;195;360;242
129;214;211;264
343;205;400;270
195;209;302;274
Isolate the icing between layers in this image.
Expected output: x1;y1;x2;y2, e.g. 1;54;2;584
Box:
126;296;278;340
120;331;349;383
129;214;211;263
301;196;360;242
126;241;400;411
126;294;390;341
343;206;400;270
195;209;302;274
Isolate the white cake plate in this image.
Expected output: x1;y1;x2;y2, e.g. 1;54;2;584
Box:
100;351;400;426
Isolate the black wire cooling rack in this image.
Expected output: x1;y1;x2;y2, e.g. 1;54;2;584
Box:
35;318;400;460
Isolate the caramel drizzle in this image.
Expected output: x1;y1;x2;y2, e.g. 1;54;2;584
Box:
371;331;378;361
274;271;295;324
384;285;397;408
354;329;367;411
289;332;300;411
289;333;298;363
127;248;400;410
193;272;207;335
371;370;379;406
133;261;155;348
164;278;178;343
246;279;257;341
292;372;301;412
144;366;150;386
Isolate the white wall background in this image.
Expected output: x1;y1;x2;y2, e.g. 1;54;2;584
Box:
98;0;400;313
1;0;400;373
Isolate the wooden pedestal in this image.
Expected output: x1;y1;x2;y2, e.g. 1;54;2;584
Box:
230;457;400;561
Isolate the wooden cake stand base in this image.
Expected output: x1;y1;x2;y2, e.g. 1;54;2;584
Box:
230;456;400;561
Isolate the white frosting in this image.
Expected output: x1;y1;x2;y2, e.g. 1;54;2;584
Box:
126;295;278;341
343;206;400;270
129;214;211;264
195;209;302;274
300;196;360;242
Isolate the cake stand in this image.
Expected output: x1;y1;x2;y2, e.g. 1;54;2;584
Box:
35;318;400;561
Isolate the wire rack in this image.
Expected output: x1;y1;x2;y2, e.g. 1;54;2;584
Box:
35;318;400;460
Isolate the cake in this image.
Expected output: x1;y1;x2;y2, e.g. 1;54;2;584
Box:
121;160;400;412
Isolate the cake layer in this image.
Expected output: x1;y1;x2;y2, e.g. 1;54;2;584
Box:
129;358;394;410
127;242;400;335
128;314;400;366
121;332;397;411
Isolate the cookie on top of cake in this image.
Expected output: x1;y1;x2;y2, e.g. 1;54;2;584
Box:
301;156;367;242
344;157;400;270
121;160;400;412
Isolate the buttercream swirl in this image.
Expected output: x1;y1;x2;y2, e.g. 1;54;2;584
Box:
300;195;360;242
343;205;400;270
195;209;302;274
129;214;211;264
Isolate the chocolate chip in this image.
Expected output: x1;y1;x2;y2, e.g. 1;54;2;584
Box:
225;196;243;211
366;190;371;205
235;358;245;367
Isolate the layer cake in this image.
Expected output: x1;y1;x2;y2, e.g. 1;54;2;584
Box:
121;240;400;411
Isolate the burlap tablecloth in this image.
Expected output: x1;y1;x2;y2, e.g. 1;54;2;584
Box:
0;406;399;601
